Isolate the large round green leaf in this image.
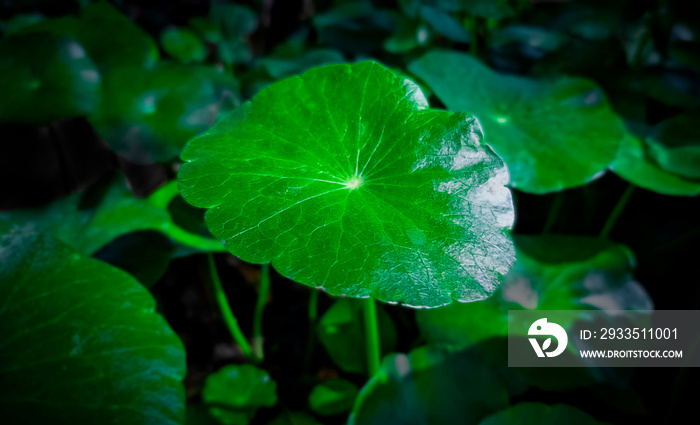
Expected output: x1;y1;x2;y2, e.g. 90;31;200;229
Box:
416;235;652;348
479;403;603;425
179;61;515;308
348;345;509;425
408;50;625;194
611;134;700;196
0;32;100;124
89;62;239;163
0;226;185;424
308;378;358;416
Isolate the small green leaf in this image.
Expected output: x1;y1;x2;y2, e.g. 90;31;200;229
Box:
309;378;359;416
418;6;470;43
416;235;652;348
409;50;625;194
645;113;700;180
384;14;431;53
19;1;159;73
202;364;277;425
210;3;258;65
93;230;175;287
0;33;100;124
611;134;700;196
349;345;509;425
479;403;604;425
313;2;394;54
161;26;207;64
0;226;185;424
90;62;239;163
179;61;515;308
318;299;397;374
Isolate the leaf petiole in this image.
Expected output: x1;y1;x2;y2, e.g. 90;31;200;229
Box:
252;264;270;361
208;253;257;362
599;184;635;239
363;297;381;376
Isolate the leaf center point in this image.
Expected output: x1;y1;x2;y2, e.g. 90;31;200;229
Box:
344;175;364;190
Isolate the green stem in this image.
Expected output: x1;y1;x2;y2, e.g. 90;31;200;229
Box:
207;253;256;362
599;184;635;239
363;297;381;376
148;180;227;252
148;180;179;208
165;224;228;252
252;264;270;361
304;288;319;373
542;192;564;234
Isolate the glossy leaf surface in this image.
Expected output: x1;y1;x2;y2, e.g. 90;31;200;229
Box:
308;378;358;416
161;27;207;64
409;50;625;194
318;298;397;374
479;403;603;425
349;345;509;425
611;135;700;196
0;226;185;424
179;61;515;308
0;33;100;124
416;235;652;347
90;62;238;163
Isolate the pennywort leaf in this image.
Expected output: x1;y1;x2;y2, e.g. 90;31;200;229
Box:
179;61;515;308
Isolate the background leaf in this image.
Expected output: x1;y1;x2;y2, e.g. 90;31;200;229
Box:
409;50;625;194
0;32;100;124
317;298;397;374
0;226;185;424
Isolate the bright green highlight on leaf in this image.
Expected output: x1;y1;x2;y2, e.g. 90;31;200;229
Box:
309;378;359;416
409;50;625;194
179;61;515;308
0;226;185;424
202;364;277;425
